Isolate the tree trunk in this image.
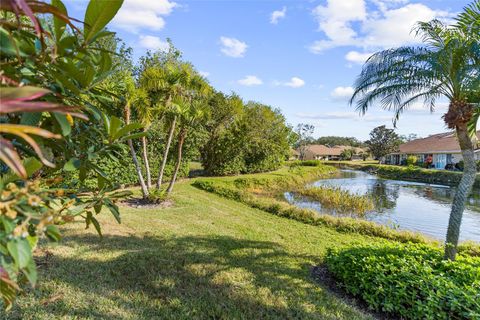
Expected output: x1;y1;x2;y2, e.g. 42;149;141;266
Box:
167;128;187;194
156;115;176;188
444;124;476;260
124;103;149;199
141;133;151;188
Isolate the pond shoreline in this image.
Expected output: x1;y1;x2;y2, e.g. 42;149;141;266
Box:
326;161;480;189
284;169;480;242
192;165;480;252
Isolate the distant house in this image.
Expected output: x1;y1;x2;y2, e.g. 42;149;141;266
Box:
289;148;300;161
383;131;480;169
300;145;367;161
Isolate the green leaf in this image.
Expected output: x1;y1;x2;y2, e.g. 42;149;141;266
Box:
7;239;32;269
22;259;37;286
63;157;81;171
83;0;124;44
108;116;122;140
20;112;42;126
45;225;62;242
122;132;147;141
68;202;89;216
53;112;72;136
0;27;20;57
112;122;143;141
52;0;68;40
86;212;102;236
104;199;121;223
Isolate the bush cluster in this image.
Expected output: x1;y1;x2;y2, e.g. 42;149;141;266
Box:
60;149;189;190
288;160;323;167
201;100;293;176
325;242;480;319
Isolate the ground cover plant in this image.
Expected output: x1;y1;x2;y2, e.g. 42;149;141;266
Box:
325;242;480;319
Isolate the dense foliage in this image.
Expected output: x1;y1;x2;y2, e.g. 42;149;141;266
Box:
201;97;293;175
314;136;365;147
0;0;146;308
365;126;402;160
325;242;480;319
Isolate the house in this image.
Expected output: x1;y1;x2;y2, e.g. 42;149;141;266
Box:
300;145;367;161
383;131;480;169
289;148;300;161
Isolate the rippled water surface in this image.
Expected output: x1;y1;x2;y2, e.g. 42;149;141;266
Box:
285;170;480;242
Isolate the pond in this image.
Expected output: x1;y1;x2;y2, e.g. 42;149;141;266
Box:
284;170;480;242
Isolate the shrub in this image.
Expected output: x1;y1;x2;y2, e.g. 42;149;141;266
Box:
288;160;322;167
147;188;168;204
406;155;418;166
325;243;480;319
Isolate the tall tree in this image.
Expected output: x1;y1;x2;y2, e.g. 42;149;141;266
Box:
350;2;480;260
166;71;211;193
365;126;401;160
140;61;190;189
295;124;315;160
124;75;150;198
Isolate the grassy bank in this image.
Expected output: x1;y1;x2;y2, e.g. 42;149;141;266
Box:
327;161;480;188
193;165;479;252
193;166;433;244
6;182;377;320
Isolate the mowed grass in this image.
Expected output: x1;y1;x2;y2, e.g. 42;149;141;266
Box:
6;180;377;320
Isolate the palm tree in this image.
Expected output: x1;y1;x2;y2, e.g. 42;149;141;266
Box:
350;3;479;260
124;75;149;199
166;97;209;194
132;88;154;188
140;61;190;189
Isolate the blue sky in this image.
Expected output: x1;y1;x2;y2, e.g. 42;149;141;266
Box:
65;0;471;140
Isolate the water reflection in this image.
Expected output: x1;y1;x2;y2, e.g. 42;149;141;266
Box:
285;170;480;242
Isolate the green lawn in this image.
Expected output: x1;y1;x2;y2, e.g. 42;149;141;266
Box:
6;180;377;320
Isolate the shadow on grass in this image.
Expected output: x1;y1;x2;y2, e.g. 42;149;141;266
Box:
10;234;369;320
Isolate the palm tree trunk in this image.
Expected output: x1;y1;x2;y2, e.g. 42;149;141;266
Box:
141;133;151;188
444;124;476;260
156;115;176;188
124;103;149;199
167;128;187;194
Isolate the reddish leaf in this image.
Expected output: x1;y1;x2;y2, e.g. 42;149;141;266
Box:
0;137;27;178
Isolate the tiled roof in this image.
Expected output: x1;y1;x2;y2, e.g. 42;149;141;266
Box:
399;131;480;154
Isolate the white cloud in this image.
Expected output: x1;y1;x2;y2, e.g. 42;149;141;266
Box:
112;0;177;33
331;86;355;101
274;77;306;88
310;1;453;54
199;71;210;78
270;7;287;24
238;75;263;86
220;36;248;58
345;51;373;64
138;35;169;51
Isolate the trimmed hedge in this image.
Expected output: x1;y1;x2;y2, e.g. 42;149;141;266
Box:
325;242;480;319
